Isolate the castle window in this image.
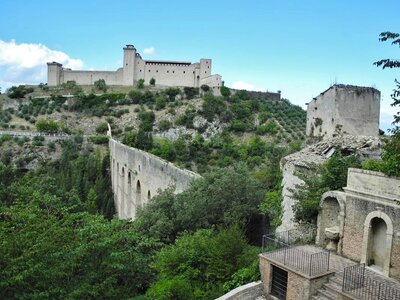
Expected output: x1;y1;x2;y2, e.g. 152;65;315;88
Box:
172;71;175;73
167;70;169;73
156;70;158;73
149;70;151;72
208;66;209;69
183;71;185;74
193;71;195;74
140;70;142;72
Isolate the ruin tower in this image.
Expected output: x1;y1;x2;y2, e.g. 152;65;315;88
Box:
199;58;212;79
122;44;136;85
47;62;62;86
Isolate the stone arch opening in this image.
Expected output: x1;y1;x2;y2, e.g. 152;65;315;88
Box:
317;191;345;254
368;217;387;270
361;211;393;276
136;180;142;209
121;167;125;177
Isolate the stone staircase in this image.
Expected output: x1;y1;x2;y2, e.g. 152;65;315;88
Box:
312;272;344;300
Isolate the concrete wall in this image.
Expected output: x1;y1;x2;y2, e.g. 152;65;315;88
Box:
215;281;263;300
306;85;380;139
47;44;222;89
109;138;201;220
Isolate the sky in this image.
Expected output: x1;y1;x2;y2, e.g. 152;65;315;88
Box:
0;0;399;131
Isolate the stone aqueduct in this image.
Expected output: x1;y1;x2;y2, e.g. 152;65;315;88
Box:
109;138;201;220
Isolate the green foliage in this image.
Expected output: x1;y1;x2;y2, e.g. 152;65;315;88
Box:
200;84;210;92
147;227;258;300
128;90;143;104
137;79;145;89
134;164;265;244
155;96;167;110
0;202;158;299
158;120;172;131
139;111;156;131
201;94;226;122
220;86;231;98
88;135;110;144
94;78;107;92
149;77;156;86
175;108;196;128
183;87;199;100
6;85;34;99
96;122;109;134
164;87;180;102
35;119;59;133
259;190;283;230
291;151;361;223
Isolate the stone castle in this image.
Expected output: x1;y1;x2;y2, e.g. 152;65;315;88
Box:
47;44;222;91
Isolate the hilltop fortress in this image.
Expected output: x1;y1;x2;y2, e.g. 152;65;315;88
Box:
47;44;222;91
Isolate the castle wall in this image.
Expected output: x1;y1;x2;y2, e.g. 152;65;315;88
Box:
143;61;197;87
109;138;201;220
47;44;222;89
62;69;123;85
306;85;380;139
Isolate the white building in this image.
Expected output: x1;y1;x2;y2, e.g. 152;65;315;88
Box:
47;44;222;90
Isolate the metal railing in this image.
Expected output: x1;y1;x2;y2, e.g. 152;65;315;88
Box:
261;228;330;277
342;264;400;300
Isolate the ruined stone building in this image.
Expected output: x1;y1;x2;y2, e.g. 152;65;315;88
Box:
306;85;380;139
47;44;222;91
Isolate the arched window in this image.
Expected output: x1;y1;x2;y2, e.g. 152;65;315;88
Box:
148;190;151;200
128;172;131;184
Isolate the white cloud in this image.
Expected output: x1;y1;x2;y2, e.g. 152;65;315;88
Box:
0;39;83;89
380;106;398;132
231;80;264;92
143;47;155;55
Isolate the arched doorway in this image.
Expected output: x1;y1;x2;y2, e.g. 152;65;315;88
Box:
361;211;393;276
368;217;388;270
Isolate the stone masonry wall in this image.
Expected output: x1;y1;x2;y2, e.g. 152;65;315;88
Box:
109;138;201;220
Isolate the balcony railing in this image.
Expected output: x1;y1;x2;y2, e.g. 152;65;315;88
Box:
342;264;400;300
261;227;330;277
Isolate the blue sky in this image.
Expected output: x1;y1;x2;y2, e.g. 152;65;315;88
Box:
0;0;399;131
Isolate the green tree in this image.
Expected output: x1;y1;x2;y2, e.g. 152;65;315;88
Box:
149;77;156;86
137;79;145;89
291;151;361;223
220;86;231;98
165;87;180;102
94;78;107;92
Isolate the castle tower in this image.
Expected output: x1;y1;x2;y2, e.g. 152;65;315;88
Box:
47;62;63;86
123;44;136;86
199;59;212;79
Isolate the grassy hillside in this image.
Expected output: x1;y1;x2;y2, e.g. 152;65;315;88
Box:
0;83;306;173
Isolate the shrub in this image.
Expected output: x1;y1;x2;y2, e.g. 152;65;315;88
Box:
137;79;145;89
94;79;107;92
88;135;110;144
220;86;231;98
36;119;59;133
165;87;180;102
183;87;199;100
96;122;109;134
159;120;172;131
7;85;34;99
155;96;167;110
149;77;156;86
128;90;143;104
200;84;210;92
